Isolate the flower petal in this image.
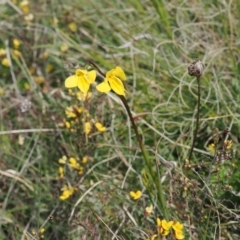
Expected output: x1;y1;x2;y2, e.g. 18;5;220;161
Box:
78;76;90;93
96;81;111;93
86;70;96;83
109;76;125;95
115;66;126;80
65;75;78;88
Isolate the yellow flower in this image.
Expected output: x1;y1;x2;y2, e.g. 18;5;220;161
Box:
59;185;76;200
82;156;88;164
68;22;78;32
172;222;184;240
65;121;71;129
96;66;126;95
59;155;67;164
95;122;106;132
65;69;96;93
145;235;157;240
58;167;64;178
224;140;232;150
60;43;68;52
77;91;92;101
84;122;91;135
24;13;34;22
206;143;215;155
69;157;80;170
13;38;21;49
65;106;77;118
0;48;6;57
24;82;30;90
2;58;10;67
19;0;30;14
174;230;184;240
145;204;153;217
129;190;142;200
33;76;45;85
157;218;173;236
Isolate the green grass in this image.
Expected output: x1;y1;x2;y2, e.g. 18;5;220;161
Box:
1;0;240;239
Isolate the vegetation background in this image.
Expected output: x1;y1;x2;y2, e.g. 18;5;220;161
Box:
0;0;240;239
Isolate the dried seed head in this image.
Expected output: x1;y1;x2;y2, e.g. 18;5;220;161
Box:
188;59;204;77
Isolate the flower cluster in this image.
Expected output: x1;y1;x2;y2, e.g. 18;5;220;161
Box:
0;39;22;68
157;218;184;239
58;104;106;135
65;66;127;96
58;155;88;177
59;185;77;200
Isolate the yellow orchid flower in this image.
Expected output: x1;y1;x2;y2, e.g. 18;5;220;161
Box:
129;190;142;200
96;66;126;95
65;69;96;93
157;218;173;236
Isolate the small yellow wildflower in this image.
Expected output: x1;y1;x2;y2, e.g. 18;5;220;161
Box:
96;66;126;95
0;49;6;57
69;157;81;170
59;185;77;200
24;82;30;90
82;156;88;164
65;106;77;118
68;22;78;32
19;0;30;13
59;155;67;164
60;43;68;52
224;140;232;150
24;13;34;22
157;218;173;236
206;143;215;155
145;235;157;240
172;222;184;240
58;167;64;178
95;122;106;132
13;49;22;58
145;204;153;217
84;122;91;135
46;64;54;73
2;58;10;67
129;190;142;200
34;76;45;85
65;69;96;93
77;91;92;101
39;228;45;234
13;39;21;49
65;121;71;129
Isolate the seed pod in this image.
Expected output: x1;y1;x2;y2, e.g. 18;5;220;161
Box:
188;59;204;77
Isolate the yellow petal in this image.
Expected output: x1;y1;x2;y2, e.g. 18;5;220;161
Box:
78;76;90;93
96;81;111;93
86;70;96;83
108;77;125;95
65;75;78;88
114;66;126;80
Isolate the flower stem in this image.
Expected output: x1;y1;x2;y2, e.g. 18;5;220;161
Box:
88;61;169;218
188;76;201;161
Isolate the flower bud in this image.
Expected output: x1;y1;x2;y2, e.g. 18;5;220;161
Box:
188;59;204;77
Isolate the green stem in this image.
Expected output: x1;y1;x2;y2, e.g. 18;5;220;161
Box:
188;76;201;161
119;95;169;219
89;60;169;218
